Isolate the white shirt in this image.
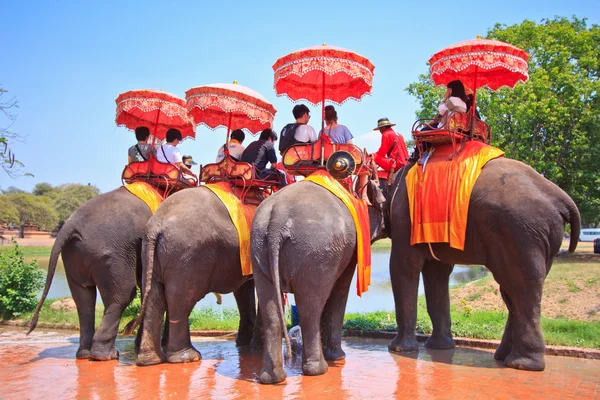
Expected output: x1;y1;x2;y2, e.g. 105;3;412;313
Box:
438;97;467;116
216;140;245;162
294;125;318;143
156;144;182;164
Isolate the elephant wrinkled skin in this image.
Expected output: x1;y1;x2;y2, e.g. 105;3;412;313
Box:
251;180;385;384
387;158;580;371
28;187;152;360
135;187;258;366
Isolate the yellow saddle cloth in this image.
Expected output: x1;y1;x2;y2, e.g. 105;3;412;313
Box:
123;182;164;213
305;170;372;296
204;182;256;276
405;141;504;250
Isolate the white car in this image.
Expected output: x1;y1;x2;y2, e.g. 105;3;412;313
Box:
579;228;600;242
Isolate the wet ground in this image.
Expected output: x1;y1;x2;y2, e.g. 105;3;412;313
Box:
1;327;598;399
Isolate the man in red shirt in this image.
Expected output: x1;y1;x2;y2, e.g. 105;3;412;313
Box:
372;117;409;172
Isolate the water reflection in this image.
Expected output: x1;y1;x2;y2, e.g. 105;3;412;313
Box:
36;250;490;313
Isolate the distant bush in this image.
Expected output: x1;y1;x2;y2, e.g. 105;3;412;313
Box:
0;240;45;319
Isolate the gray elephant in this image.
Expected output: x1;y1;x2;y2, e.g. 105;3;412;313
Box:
387;157;580;371
28;187;153;360
251;179;386;384
135;186;259;366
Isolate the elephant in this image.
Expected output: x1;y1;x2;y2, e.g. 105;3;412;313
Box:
386;157;580;371
134;186;259;367
28;187;153;360
251;178;386;384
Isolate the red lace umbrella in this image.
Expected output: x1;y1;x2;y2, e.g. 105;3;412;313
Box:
273;44;375;130
185;82;277;141
429;38;529;92
115;89;196;142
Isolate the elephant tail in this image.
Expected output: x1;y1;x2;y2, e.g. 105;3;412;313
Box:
124;225;158;335
268;232;292;363
565;198;581;254
27;222;78;335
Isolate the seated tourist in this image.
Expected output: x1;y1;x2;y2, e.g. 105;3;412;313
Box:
156;128;196;178
128;126;153;164
216;129;246;162
320;105;353;144
242;129;287;186
421;80;469;131
278;104;318;154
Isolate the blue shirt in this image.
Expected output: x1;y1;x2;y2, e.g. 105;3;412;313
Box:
321;124;353;144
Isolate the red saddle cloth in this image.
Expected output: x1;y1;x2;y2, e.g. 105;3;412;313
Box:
405;141;504;250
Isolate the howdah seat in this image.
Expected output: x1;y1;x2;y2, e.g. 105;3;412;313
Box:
411;111;491;157
121;154;198;196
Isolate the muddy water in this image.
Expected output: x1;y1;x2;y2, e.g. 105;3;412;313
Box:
1;327;598;399
35;250;490;312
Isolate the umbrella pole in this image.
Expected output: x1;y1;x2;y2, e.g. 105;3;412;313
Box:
226;112;233;144
152;104;163;148
320;71;326;166
470;68;479;136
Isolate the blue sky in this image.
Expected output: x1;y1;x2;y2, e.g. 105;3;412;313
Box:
1;0;598;193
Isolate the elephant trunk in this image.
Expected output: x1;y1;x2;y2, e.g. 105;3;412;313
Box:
27;222;77;335
124;226;158;335
267;232;292;362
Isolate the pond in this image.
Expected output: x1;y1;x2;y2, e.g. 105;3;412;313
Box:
34;249;490;313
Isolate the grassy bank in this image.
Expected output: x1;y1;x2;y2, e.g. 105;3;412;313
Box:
0;246;52;257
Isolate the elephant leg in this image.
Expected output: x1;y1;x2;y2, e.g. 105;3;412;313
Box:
499;276;546;371
254;266;286;384
388;248;424;353
90;284;137;361
136;281;167;366
295;286;330;377
321;262;355;361
251;303;264;350
66;275;96;359
233;279;257;347
163;284;201;364
494;287;514;361
422;260;455;350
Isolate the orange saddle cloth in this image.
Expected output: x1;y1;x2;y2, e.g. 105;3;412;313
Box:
204;182;257;276
123;182;164;213
304;170;371;296
405;141;504;250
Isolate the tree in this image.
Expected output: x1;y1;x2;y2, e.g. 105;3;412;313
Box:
0;197;19;225
406;17;600;226
0;88;30;180
32;182;55;197
5;193;58;231
54;184;101;224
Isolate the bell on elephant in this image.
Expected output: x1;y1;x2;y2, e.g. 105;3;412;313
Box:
326;150;356;180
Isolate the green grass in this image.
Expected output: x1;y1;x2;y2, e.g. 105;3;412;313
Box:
342;298;600;349
19;297;103;328
189;307;240;331
0;246;52;258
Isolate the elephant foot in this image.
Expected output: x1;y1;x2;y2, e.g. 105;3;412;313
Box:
166;346;202;364
259;366;286;384
388;334;419;353
90;348;119;361
302;358;328;376
323;347;346;361
136;348;166;366
425;334;455;350
76;348;92;359
505;351;546;371
236;329;255;347
494;340;513;361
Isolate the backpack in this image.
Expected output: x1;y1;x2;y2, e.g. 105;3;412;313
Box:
279;123;301;153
